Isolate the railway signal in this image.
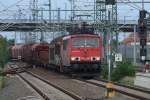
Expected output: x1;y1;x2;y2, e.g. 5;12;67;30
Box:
138;19;147;38
105;0;116;5
140;48;147;61
139;10;147;19
138;10;148;62
140;39;147;47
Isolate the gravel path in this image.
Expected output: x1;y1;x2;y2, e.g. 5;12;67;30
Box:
0;75;43;100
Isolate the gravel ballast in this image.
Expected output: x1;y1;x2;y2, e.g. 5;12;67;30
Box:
0;75;43;100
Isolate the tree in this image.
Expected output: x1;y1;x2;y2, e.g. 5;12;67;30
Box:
7;39;14;46
0;37;8;69
0;36;9;88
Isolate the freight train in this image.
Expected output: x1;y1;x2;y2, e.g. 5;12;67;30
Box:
10;23;103;76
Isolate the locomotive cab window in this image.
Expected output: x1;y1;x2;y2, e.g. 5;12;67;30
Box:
72;38;99;48
63;40;68;50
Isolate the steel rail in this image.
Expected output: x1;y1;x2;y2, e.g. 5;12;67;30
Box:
95;78;150;94
26;71;83;100
79;79;150;100
6;62;150;100
18;74;50;100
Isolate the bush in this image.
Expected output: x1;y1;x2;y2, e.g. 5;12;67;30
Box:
111;61;135;81
101;64;108;79
101;61;136;81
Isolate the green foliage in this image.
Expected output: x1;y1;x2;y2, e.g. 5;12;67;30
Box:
0;37;9;69
0;76;5;88
101;61;136;81
7;39;14;46
118;76;134;86
111;61;135;81
101;64;108;79
112;39;117;47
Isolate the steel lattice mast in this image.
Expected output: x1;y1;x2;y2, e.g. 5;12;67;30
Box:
95;0;117;62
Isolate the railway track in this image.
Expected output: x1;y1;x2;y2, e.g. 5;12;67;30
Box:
7;63;81;100
96;78;150;94
24;71;83;100
5;62;150;100
79;79;150;100
26;67;139;100
27;67;150;100
1;62;29;75
17;73;49;100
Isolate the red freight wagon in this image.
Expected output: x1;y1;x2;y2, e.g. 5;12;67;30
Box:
31;43;49;66
8;46;13;59
22;44;33;62
11;45;23;60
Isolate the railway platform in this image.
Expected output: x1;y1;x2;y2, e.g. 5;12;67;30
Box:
134;72;150;90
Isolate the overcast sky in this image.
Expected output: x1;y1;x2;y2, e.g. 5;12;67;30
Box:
0;0;150;41
0;0;149;19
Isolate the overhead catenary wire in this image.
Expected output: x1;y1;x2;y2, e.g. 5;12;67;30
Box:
119;0;140;10
0;0;25;14
126;0;142;10
0;3;32;21
120;0;150;15
0;1;6;8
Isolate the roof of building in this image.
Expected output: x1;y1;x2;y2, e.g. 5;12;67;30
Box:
123;33;150;44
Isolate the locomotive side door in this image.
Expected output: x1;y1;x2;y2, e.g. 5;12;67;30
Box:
62;39;70;66
55;43;61;66
49;45;55;64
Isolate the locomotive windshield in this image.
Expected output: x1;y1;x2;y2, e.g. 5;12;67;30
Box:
72;38;98;48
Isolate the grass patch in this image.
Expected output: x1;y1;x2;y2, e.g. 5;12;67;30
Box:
118;76;135;86
0;76;5;89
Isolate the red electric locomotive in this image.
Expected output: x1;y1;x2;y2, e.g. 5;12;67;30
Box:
49;34;102;75
48;22;103;75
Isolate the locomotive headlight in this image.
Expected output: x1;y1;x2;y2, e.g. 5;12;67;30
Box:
91;57;100;61
96;57;100;61
71;57;76;61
